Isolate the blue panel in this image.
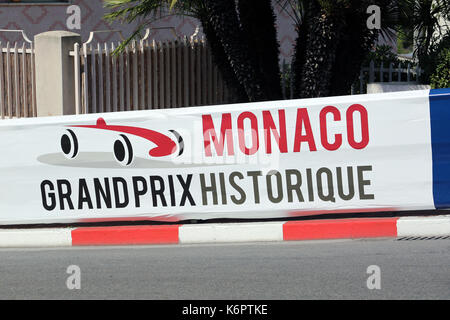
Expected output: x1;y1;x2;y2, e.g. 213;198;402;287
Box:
429;88;450;208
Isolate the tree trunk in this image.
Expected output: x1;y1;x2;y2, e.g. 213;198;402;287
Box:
329;5;380;96
238;0;282;100
291;0;316;99
204;0;267;102
298;5;343;98
199;16;248;103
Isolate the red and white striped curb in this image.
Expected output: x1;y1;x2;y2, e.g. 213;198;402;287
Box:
0;215;449;247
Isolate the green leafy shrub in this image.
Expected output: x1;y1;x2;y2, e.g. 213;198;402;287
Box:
430;47;450;89
364;45;401;66
420;34;450;84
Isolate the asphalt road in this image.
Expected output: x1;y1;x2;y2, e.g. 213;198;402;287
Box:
0;238;448;300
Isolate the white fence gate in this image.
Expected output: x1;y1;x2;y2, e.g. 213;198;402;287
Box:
0;30;36;119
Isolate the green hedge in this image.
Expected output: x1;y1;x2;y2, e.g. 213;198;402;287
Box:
430;47;450;89
421;34;450;84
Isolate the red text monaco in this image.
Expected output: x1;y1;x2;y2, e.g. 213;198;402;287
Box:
202;104;369;156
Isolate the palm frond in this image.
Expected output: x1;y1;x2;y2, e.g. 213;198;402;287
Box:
273;0;305;28
103;0;202;54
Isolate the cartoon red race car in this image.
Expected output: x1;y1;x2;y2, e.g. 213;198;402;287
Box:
60;117;184;166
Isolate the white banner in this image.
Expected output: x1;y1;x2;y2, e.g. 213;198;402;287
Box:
0;89;449;225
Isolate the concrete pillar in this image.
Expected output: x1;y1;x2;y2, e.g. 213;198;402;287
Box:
34;31;81;116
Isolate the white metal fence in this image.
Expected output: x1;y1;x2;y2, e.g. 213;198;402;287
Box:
0;30;36;119
72;34;232;114
279;59;422;97
355;60;421;94
0;28;424;119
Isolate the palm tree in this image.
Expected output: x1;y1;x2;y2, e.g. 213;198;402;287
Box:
104;0;282;102
296;0;345;98
278;0;398;97
330;0;398;96
202;0;267;102
399;0;450;82
238;0;282;101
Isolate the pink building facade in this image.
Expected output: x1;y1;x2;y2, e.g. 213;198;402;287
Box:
0;0;297;60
